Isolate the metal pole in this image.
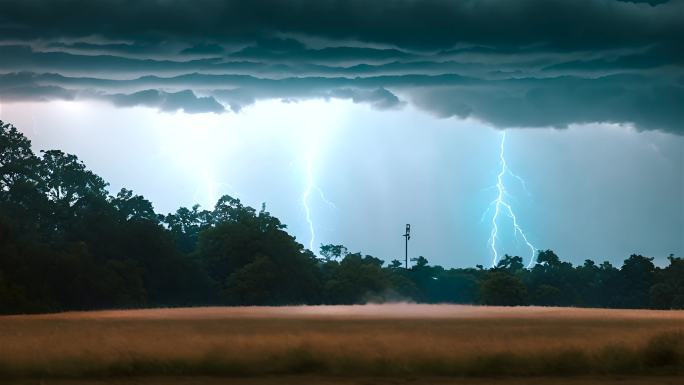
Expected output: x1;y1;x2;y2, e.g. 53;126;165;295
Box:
405;233;408;269
403;224;410;269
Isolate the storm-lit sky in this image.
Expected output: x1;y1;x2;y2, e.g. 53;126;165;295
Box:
0;0;682;267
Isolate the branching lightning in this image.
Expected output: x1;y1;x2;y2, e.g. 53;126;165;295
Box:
302;149;335;254
302;152;317;252
487;131;537;268
315;186;337;209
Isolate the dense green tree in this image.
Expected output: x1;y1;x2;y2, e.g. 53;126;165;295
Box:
480;271;527;306
409;256;445;302
385;270;421;300
110;188;158;223
197;195;320;305
618;254;656;308
574;259;602;307
224;255;280;305
496;255;525;273
427;269;480;304
649;255;684;309
162;204;213;253
596;261;622;308
323;253;390;304
39;150;108;206
320;244;348;262
527;250;579;306
0;121;39;194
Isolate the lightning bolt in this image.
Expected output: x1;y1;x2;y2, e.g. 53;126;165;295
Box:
487;131;537;268
302;152;317;252
302;149;336;254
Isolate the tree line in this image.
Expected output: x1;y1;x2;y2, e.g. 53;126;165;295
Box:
0;120;682;314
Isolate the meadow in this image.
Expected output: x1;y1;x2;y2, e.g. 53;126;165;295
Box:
0;304;683;384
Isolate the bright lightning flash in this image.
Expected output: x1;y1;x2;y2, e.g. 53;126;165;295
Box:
303;152;317;252
302;149;336;254
487;131;537;268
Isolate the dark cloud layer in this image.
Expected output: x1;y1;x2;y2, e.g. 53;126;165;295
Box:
0;0;682;133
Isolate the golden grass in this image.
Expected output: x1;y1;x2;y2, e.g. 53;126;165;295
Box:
5;376;684;385
0;304;682;379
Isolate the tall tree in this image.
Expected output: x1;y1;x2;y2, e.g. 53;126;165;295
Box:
0;120;39;194
38;150;108;207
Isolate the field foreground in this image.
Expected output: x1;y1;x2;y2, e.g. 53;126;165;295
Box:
0;304;683;382
5;376;684;385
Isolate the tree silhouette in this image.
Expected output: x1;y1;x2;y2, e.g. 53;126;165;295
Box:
497;254;524;272
39;150;108;206
480;271;527;306
0;119;681;313
0;121;39;194
320;244;348;262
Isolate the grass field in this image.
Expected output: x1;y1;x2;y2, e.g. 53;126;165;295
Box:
0;304;682;383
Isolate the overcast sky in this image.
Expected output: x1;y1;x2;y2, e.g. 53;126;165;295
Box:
0;0;682;267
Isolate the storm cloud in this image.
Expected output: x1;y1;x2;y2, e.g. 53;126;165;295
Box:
0;0;682;133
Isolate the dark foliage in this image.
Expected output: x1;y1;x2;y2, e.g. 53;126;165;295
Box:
0;120;682;314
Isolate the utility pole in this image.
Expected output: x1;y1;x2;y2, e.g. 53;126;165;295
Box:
403;224;411;269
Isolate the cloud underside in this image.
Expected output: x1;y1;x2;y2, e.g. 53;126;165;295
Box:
0;0;682;134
